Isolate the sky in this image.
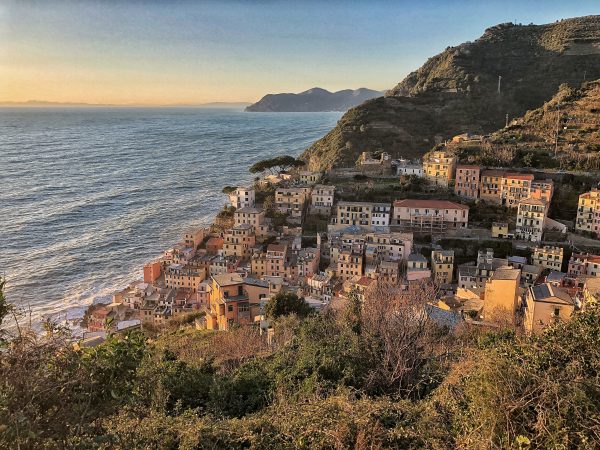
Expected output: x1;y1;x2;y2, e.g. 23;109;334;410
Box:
1;0;598;105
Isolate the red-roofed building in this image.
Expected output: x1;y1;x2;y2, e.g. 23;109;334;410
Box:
392;199;469;231
502;173;535;207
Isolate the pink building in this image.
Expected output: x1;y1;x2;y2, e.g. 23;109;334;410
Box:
454;165;481;199
393;199;469;231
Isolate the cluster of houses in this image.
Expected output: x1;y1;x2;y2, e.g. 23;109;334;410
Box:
84;144;600;342
361;148;600;242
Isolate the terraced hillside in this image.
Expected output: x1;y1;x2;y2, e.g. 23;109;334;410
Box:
301;16;600;170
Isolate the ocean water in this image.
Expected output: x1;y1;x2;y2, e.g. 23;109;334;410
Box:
0;107;340;324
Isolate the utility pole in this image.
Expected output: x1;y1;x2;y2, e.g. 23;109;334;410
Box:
583;70;587;82
554;102;560;157
497;75;502;94
505;113;509;128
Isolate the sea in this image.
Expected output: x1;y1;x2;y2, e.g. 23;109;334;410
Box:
0;107;341;327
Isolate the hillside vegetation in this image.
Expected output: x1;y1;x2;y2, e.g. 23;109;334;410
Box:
453;81;600;171
2;282;600;449
301;16;600;170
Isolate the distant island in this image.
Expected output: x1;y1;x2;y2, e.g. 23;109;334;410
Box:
245;87;384;112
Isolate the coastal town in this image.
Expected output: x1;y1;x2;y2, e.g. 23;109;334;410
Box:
83;134;600;344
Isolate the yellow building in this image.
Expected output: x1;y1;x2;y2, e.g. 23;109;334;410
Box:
532;245;564;271
479;170;505;203
483;266;520;322
275;187;311;219
491;222;510;238
222;224;256;260
501;173;535;207
431;249;454;285
338;250;364;281
524;283;575;335
575;188;600;235
422;149;456;187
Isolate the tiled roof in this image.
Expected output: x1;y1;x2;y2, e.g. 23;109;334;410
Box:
393;199;469;210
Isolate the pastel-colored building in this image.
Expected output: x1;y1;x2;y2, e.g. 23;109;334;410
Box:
275;187;311;220
310;184;335;215
568;253;600;278
501;173;535;207
532;245;564;271
222;224;256;260
143;261;162;283
234;207;265;230
515;198;547;242
479;170;505;203
483;266;520;322
205;273;273;331
524;283;574;335
454;165;480;199
298;171;322;185
337;249;364;282
422;150;456;187
491;222;510;238
392;199;469;231
333;201;391;231
228;186;255;209
575;189;600;235
531;179;554;204
431;249;454;285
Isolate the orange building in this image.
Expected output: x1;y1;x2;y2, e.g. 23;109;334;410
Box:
205;273;273;331
143;261;162;283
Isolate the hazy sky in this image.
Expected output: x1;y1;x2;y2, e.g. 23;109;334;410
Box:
1;0;598;105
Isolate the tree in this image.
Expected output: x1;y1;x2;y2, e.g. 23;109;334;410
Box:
264;292;312;319
221;186;237;195
249;155;305;175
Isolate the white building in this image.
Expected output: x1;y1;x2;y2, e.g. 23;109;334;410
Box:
397;164;423;177
228;186;255;209
516;198;547;243
310;184;335;215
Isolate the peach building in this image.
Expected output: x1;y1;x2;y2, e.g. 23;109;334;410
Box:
483;266;521;322
524;283;574;335
205;236;224;255
275;187;311;219
228;186;255;209
531;179;554;204
454;165;480;199
205;273;272;331
234;207;265;230
392;199;469;231
568;253;600;278
515;198;547;242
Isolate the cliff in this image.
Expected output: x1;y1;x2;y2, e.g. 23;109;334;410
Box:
301;16;600;170
245;87;383;112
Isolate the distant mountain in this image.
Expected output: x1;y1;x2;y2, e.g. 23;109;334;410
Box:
245;88;384;112
301;15;600;170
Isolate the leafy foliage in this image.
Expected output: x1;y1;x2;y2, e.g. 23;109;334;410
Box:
264;292;312;320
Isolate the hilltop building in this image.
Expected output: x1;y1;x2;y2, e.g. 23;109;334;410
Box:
532;246;564;271
422;150;456;187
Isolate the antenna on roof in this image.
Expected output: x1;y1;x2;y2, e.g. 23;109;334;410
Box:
497;76;502;95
